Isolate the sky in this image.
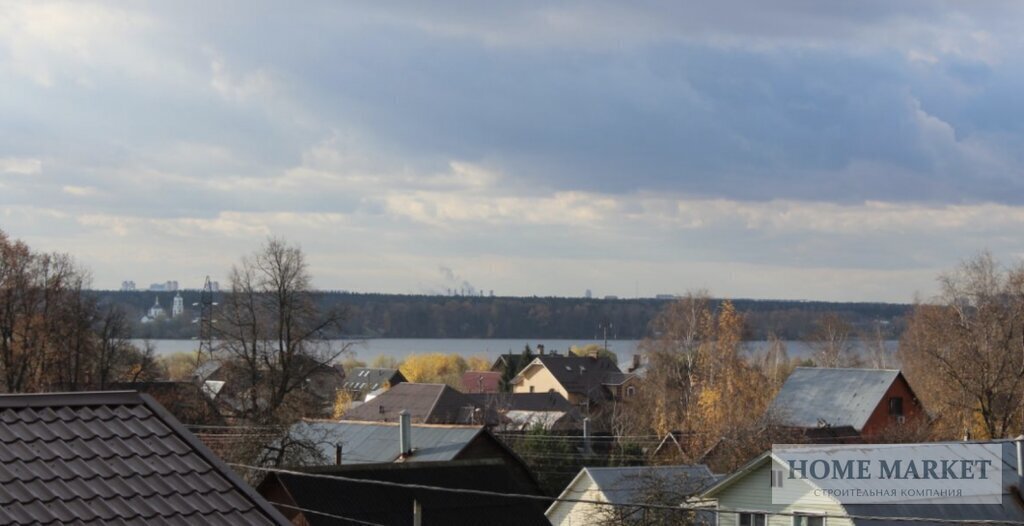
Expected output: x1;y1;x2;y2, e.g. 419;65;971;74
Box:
2;1;1024;301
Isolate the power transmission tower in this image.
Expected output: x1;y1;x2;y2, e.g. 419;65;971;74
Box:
193;276;218;364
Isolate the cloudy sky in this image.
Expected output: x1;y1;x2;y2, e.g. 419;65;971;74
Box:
2;1;1023;301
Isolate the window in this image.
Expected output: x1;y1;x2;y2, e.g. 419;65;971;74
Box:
740;512;766;526
770;469;784;488
529;385;535;393
889;397;904;416
625;386;636;398
793;513;825;526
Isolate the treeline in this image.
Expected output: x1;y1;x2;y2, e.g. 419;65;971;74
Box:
96;290;910;340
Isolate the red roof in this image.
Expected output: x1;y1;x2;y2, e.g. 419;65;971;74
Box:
462;371;502;393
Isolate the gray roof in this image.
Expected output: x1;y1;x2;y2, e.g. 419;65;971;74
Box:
342;368;405;392
0;391;287;525
465;392;577;413
286;420;488;464
585;465;716;505
343;383;483;424
769;367;901;431
845;440;1024;525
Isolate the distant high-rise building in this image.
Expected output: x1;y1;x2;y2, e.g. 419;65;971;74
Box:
585;289;592;299
120;281;136;292
172;292;184;318
209;281;220;292
148;280;179;292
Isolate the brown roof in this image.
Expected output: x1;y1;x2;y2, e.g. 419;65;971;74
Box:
342;383;488;424
0;391;288;525
461;371;502;393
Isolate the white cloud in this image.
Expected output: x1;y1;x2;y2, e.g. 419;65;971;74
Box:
0;157;41;175
61;185;97;197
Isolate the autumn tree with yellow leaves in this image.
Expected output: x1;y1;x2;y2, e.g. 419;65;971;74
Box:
635;292;784;471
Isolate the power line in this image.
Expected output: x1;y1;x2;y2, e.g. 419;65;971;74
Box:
267;500;388;526
232;463;1024;525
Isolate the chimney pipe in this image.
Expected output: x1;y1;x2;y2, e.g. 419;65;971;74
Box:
400;410;412;457
335;444;343;465
538;344;545;356
583;417;592;456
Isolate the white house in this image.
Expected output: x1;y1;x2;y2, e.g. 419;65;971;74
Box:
546;465;715;526
700;441;1024;526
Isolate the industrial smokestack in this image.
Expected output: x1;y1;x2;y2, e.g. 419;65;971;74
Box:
400;410;412;457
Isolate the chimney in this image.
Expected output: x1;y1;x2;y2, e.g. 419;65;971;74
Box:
399;410;412;457
537;344;545;356
335;444;343;465
632;354;641;370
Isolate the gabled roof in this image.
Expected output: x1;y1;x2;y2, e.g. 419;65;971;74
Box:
342;383;485;424
259;459;549;526
465;392;577;413
513;355;623;397
342;368;405;392
0;391;287;525
768;367;902;431
548;465;716;517
286;420;491;464
462;371;502;393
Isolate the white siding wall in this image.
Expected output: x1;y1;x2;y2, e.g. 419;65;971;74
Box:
714;460;854;526
546;474;609;526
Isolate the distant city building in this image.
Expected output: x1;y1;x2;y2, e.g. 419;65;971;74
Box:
148;280;179;292
171;292;184;318
141;296;167;324
209;281;220;292
603;295;618;300
584;289;592;299
120;281;136;292
655;294;677;300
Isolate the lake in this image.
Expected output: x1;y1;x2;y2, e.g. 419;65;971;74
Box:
136;338;899;364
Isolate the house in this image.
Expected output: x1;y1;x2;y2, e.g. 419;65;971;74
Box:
767;367;923;440
342;367;406;400
199;356;347;418
462;370;502;393
0;390;288;524
509;354;637;408
700;441;1024;526
109;381;224;426
258;459;550;525
546;465;717;526
342;382;495;425
278;414;533;483
466;391;583;431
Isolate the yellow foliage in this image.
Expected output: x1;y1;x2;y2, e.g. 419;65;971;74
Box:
465;355;491;372
160;352;199;381
398;353;469;388
332;390;354;419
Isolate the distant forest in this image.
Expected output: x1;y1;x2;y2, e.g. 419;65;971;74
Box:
95;290;911;341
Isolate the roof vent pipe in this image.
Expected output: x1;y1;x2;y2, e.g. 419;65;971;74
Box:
335;444;343;465
400;410;412;457
1016;436;1023;488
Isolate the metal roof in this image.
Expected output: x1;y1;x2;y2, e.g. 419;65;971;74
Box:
0;391;287;525
768;367;901;430
287;420;487;464
342;368;405;392
584;465;716;505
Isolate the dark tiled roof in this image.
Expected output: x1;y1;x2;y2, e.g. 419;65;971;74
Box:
465;392;576;413
286;420;489;464
0;391;287;525
525;355;623;397
343;383;486;424
259;459;550;526
342;368;406;392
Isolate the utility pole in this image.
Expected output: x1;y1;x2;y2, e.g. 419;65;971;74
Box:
599;322;613;351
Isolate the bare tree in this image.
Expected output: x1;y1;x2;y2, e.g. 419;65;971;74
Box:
900;252;1024;439
806;312;855;368
217;238;351;424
